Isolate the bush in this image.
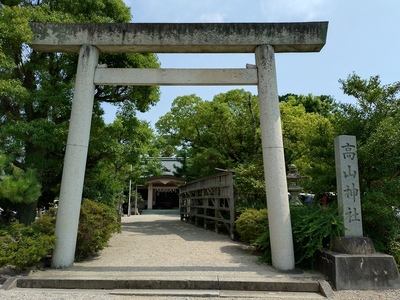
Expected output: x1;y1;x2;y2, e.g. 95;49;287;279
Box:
0;199;121;268
75;199;121;261
253;224;272;264
361;191;400;254
389;239;400;268
234;162;267;211
237;204;344;269
235;208;268;244
0;216;56;269
290;204;344;268
360;186;400;268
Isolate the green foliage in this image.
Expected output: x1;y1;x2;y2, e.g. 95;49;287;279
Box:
155;90;260;179
253;227;271;264
279;94;338;117
290;204;344;268
75;199;121;261
235;208;268;244
388;239;400;270
0;198;122;268
0;216;56;269
84;115;162;206
155;90;337;197
0;168;41;204
337;73;400;186
335;74;400;265
235;208;272;265
0;153;42;224
233;160;266;211
0;1;161;220
358;112;400;182
280;99;337;195
0;5;33;50
44;0;131;23
239;205;344;269
361;182;400;254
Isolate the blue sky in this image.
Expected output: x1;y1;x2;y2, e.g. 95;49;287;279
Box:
103;1;400;126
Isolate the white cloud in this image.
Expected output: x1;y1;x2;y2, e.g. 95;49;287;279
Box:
260;0;326;22
198;12;226;22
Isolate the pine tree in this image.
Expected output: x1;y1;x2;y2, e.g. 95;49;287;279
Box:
0;153;41;225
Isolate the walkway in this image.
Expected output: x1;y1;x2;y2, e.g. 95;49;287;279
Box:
2;213;331;299
34;213;324;278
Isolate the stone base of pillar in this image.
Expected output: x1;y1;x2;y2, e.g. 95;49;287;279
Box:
332;236;375;254
316;249;400;290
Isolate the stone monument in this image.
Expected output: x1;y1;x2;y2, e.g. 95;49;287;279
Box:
317;135;400;290
335;135;363;236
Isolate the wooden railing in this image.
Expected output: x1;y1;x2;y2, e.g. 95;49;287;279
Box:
179;172;235;239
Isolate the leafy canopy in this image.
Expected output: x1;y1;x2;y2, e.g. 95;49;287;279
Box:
0;0;161;224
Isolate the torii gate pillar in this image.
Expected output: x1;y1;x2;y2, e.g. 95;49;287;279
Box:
51;45;99;268
255;45;295;270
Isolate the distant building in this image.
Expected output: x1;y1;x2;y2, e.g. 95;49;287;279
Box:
136;158;184;211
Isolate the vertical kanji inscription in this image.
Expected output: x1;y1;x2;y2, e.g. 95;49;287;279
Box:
334;135;363;237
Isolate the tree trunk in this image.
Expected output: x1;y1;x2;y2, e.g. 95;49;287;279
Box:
17;201;37;226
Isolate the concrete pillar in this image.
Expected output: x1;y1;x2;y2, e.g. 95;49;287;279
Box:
51;45;99;269
148;183;153;209
255;44;295;271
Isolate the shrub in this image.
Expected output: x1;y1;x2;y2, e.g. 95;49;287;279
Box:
75;199;121;261
361;192;400;254
0;216;56;269
253;224;272;264
290;204;344;268
234;162;267;211
235;208;268;244
0;199;121;268
359;187;400;268
238;204;344;269
389;239;400;269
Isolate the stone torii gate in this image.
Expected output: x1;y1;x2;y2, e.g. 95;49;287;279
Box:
29;22;328;271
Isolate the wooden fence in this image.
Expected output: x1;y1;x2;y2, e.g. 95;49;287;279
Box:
179;172;235;239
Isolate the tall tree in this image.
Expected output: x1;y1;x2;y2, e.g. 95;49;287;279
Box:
156;89;337;203
280;98;337;196
336;73;400;255
155;89;261;178
0;153;41;224
337;73;400;186
279;93;338;117
0;1;160;223
84;114;162;207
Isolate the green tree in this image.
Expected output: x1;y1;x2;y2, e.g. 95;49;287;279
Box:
0;153;41;224
155;89;261;178
337;73;400;187
280;98;337;196
0;1;160;223
84;114;162;207
234;158;266;210
336;73;400;257
279;93;338;117
156;89;336;204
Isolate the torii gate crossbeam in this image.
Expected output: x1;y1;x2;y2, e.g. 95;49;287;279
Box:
29;22;328;271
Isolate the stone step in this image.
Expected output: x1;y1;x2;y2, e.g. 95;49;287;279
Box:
7;276;332;297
